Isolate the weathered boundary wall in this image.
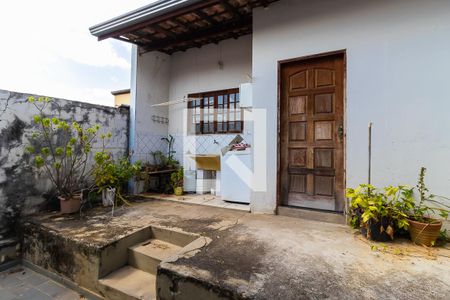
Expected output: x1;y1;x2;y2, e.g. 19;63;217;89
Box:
0;89;129;263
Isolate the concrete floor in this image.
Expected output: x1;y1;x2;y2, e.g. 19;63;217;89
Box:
26;199;450;299
0;266;81;300
142;193;250;211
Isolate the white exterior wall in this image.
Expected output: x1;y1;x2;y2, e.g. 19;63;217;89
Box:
168;34;252;133
252;0;450;213
132;36;253;169
168;35;252;164
131;50;171;162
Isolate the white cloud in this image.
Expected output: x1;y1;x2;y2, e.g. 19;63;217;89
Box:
56;35;130;69
0;0;154;106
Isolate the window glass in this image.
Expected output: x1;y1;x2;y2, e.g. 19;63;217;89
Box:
188;89;242;134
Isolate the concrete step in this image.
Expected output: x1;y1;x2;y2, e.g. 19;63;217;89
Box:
277;206;346;225
99;266;156;300
128;239;182;274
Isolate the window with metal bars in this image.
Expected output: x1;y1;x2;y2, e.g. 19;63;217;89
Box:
188;88;243;135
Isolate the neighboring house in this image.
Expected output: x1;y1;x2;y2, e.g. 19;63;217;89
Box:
90;0;450;218
111;89;131;107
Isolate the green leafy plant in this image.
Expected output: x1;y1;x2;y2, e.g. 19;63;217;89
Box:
409;167;450;223
152;150;167;167
26;96;100;198
170;167;184;189
161;134;175;159
93;140;141;206
436;229;449;246
150;149;178;170
161;135;179;167
151;151;163;167
347;184;412;240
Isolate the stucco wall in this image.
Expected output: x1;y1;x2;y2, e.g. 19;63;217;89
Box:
252;0;450;213
132;36;253;166
131;50;171;163
0;89;129;253
168;35;252;166
168;35;252;133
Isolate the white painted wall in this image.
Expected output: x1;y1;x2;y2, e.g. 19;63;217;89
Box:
131;50;171;162
136;50;171;136
167;36;253;168
252;0;450;213
168;34;252;135
133;36;253;171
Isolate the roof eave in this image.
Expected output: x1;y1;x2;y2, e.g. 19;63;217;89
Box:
89;0;201;39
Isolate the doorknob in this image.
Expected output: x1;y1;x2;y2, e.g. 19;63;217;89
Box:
338;125;344;140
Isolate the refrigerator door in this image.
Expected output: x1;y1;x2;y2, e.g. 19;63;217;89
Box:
220;150;252;204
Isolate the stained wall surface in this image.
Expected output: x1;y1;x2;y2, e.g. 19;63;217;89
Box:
0;89;129;257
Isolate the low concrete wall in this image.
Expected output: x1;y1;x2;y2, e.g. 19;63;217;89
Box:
0;89;129;263
158;267;241;300
22;221;102;294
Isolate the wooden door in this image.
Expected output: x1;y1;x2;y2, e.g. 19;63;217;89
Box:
279;53;345;211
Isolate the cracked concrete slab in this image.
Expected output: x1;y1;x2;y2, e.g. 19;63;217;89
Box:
22;199;450;299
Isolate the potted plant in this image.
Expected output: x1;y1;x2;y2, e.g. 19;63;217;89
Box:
406;168;450;246
133;170;148;195
93;150;117;207
93;149;141;207
347;184;411;241
171;167;184;196
161;135;179;169
26;96;100;213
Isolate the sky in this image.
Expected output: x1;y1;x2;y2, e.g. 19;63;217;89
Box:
0;0;156;107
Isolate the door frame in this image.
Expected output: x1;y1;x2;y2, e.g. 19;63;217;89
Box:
276;49;347;212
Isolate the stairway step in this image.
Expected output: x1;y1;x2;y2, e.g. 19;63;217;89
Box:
99;266;156;300
129;239;182;274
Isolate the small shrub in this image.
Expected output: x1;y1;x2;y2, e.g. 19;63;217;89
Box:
170;168;183;189
93;137;141;205
346;184;412;240
26;96;100;198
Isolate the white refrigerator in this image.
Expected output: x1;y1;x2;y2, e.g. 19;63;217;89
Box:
220;149;252;204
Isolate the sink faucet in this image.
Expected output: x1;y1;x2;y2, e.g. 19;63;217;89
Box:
213;139;219;145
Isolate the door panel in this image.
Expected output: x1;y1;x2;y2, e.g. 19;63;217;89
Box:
314;93;334;114
280;53;345;211
289;96;307;114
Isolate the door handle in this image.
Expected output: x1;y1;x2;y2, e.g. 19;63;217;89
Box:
338;125;344;140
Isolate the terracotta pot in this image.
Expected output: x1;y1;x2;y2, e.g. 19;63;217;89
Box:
59;194;81;214
408;218;442;246
174;187;183;196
